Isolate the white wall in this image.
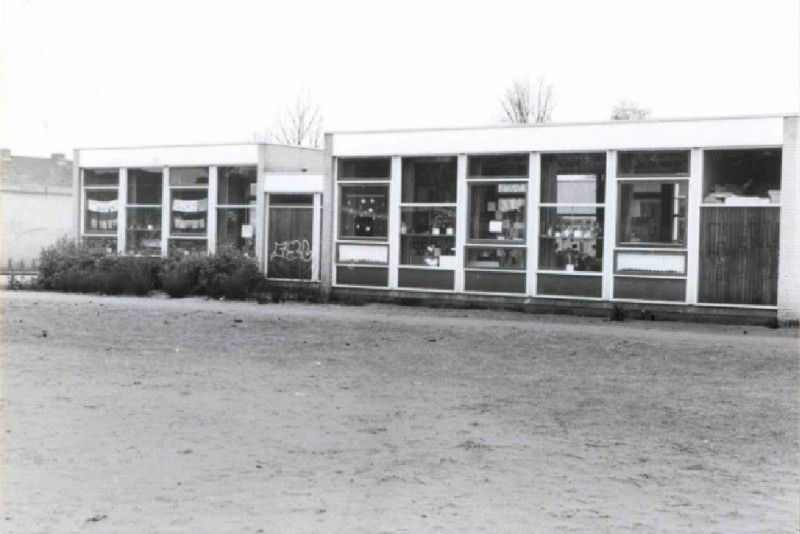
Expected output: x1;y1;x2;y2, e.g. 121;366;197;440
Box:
1;188;73;269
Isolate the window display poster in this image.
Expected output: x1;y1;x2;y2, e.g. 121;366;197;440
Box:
489;220;503;233
241;224;253;238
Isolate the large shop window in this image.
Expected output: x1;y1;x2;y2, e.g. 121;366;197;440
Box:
82;168;119;253
267;194;314;280
539;207;604;272
169;167;208;255
217;166;257;254
400;207;457;268
617;181;687;247
126;168;163;255
339;185;389;239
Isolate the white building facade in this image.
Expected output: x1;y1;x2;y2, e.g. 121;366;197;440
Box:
322;115;799;324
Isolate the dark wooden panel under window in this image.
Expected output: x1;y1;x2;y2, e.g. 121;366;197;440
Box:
336;266;388;287
537;274;602;298
398;268;454;290
465;271;526;294
614;277;686;302
699;207;779;306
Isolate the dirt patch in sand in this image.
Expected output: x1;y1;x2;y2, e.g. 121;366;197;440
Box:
1;291;798;533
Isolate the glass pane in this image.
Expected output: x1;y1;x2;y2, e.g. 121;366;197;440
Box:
171;190;208;236
269;194;313;206
217;208;256;255
126;208;162;255
84;168;119;186
83;236;117;254
703;149;782;203
617;151;689;177
218;166;257;205
127;168;162;204
170;167;208;186
339;185;389;239
400;207;456;267
84;190;118;234
468;154;528;178
539;207;604;272
168;239;207;255
541;153;605;203
401;157;457;203
465;247;526;270
469;183;526;241
618;182;687;246
267;207;313;280
338;158;391;180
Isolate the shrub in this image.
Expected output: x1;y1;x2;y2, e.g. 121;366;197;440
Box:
160;253;209;298
38;237;161;296
609;304;626;322
199;246;262;300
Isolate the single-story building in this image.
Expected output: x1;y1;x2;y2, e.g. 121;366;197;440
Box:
73;114;800;324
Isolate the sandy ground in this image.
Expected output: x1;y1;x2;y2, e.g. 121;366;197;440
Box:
1;290;798;533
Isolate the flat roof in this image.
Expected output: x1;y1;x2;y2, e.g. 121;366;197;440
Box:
75;141;323;152
327;113;799;136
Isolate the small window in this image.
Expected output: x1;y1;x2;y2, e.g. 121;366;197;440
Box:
401;157;457;204
465;247;526;270
84;169;119;186
618;151;689;177
468;154;528;178
127;169;163;205
170;167;209;186
218;166;257;205
126;207;162;255
338;158;391;180
618;181;687;246
339;184;389;239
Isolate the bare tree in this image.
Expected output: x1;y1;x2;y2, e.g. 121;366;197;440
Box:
500;76;555;124
254;90;323;148
611;99;651;121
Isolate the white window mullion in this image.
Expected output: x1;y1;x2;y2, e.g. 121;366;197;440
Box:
686;149;703;304
208;166;218;254
118;168;127;254
161;167;170;257
527;152;540;296
602;150;618;300
454;154;467;292
388;156;401;289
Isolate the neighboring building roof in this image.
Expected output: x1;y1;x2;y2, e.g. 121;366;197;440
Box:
0;149;73;188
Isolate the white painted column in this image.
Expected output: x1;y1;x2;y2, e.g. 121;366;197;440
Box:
388;156;402;289
686;149;703;304
778;116;800;323
602;151;617;300
161;166;170;257
207;166;218;254
527;152;540;296
454;154;468;292
312;192;322;281
118;168;128;254
255;148;266;270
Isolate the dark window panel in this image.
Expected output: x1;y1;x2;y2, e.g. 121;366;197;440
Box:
617;151;690;177
614;277;686;302
336;266;389;287
398;268;454;290
401;157;457;203
468;154;528;178
127;168;163;205
218;166;257;205
537;273;602;298
541;153;606;203
338;158;391;180
84;168;119;186
339;185;389;239
465;271;526;293
170;167;209;186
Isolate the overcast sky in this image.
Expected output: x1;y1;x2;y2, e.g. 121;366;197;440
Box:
2;0;798;157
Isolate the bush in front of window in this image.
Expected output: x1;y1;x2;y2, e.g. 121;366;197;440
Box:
38;237;161;295
199;245;262;301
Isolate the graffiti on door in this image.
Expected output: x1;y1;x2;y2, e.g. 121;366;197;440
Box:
270;239;313;262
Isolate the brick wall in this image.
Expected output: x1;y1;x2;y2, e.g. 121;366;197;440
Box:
778;116;800;325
